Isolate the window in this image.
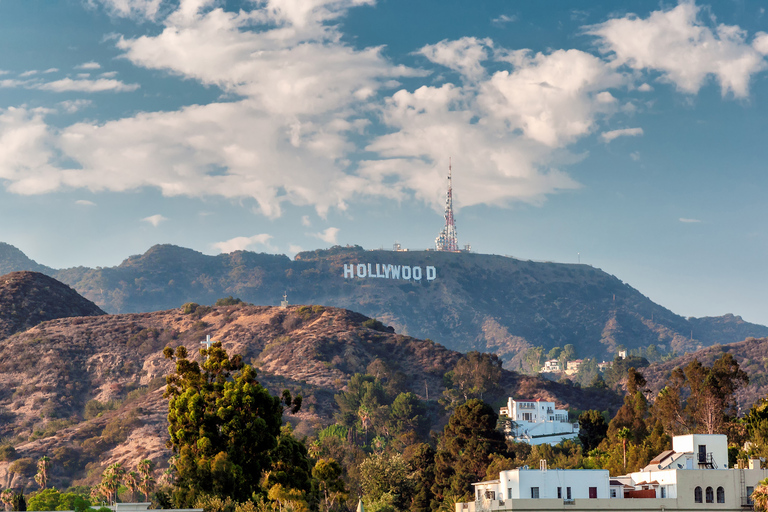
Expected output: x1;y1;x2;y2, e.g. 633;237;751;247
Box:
717;487;724;503
661;487;666;499
531;487;540;499
484;491;495;500
508;489;513;500
589;487;597;499
567;487;572;500
477;490;481;501
557;487;562;499
747;487;755;505
695;486;703;503
610;489;617;498
706;487;714;503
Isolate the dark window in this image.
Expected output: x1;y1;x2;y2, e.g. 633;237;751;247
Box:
611;489;617;498
706;487;714;503
589;487;597;499
508;488;513;500
531;487;540;499
748;487;755;505
557;487;562;499
567;487;572;500
477;490;481;501
661;487;666;499
695;487;703;503
484;491;495;500
698;445;707;463
717;487;724;503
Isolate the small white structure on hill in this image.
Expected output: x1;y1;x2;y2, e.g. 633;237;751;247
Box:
499;398;579;445
460;434;766;512
541;359;562;372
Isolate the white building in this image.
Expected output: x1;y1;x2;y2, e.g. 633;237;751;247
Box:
459;434;766;512
499;398;579;445
541;360;562;373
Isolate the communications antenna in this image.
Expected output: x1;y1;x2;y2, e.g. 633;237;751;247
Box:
435;158;459;252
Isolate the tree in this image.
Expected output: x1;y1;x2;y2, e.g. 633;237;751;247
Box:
617;427;632;472
137;460;156;501
443;352;502;406
264;425;312;495
1;490;14;512
388;392;428;442
578;410;608;452
125;472;140;502
754;479;768;512
432;399;508;506
359;452;413;512
163;342;284;506
100;463;125;504
26;488;61;511
34;456;51;490
312;459;347;512
405;444;435;512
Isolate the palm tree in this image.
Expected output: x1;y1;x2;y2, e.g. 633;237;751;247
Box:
617;427;632;472
137;459;155;501
125;472;140;502
35;456;51;489
100;462;125;504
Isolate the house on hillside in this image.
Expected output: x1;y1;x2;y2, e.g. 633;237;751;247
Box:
458;434;765;512
499;398;579;445
565;359;583;375
541;359;562;372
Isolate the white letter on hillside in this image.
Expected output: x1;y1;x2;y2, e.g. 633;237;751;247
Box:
412;266;422;280
384;264;392;278
402;266;412;280
343;264;354;278
357;264;367;278
391;265;401;279
426;266;436;281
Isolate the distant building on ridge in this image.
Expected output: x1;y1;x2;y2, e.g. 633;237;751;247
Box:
499;397;579;445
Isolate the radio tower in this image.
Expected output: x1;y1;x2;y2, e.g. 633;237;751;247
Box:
435;158;459;252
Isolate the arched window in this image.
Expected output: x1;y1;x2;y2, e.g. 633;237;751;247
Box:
695;487;703;503
717;487;725;503
706;487;714;503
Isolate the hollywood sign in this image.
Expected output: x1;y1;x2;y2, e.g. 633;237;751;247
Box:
343;263;437;281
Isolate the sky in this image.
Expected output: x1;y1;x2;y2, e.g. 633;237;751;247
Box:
0;0;766;325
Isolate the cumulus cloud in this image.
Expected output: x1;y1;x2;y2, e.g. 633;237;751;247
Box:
142;214;167;226
637;83;654;92
679;217;701;223
419;37;493;80
58;99;93;114
491;14;517;25
75;199;96;206
37;78;139;93
588;1;768;97
311;227;340;244
212;233;275;253
601;127;644;142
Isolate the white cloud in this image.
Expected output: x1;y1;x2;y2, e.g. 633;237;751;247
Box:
212;233;275;253
58;99;93;114
43;68;59;74
679;217;702;223
491;14;517;25
76;61;101;70
637;83;654;92
311;227;339;244
88;0;163;21
418;37;493;80
19;70;37;77
755;32;768;55
37;78;139;93
301;215;311;227
142;214;167;227
630;151;640;161
288;244;303;254
601;127;644;142
588;2;768;97
75;199;96;206
100;71;118;78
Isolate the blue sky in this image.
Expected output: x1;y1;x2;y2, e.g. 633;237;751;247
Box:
0;0;766;326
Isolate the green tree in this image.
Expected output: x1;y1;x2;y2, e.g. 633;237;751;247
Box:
124;472;140;502
34;456;51;490
405;444;435;512
442;352;502;406
137;459;156;502
578;410;608;452
753;478;768;512
55;492;90;512
163;342;284;506
617;427;632;472
100;462;125;504
432;399;508;506
2;490;15;512
264;425;312;494
388;392;428;442
312;458;347;512
359;452;413;512
27;488;61;511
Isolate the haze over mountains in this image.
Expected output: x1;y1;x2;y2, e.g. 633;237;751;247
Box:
0;242;765;367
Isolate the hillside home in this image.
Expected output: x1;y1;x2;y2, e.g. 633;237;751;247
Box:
565;360;583;375
541;360;562;372
499;398;579;445
457;434;766;512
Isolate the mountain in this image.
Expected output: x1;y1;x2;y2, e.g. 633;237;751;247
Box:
641;336;768;412
0;243;54;275
0;271;105;339
0;277;621;491
6;242;768;365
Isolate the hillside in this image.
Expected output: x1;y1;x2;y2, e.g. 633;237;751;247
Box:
0;293;621;491
2;243;767;365
641;336;768;411
0;271;105;339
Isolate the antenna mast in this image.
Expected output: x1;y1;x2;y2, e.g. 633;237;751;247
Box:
435;158;459;252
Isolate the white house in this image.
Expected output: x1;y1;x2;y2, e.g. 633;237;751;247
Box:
541;360;562;373
458;434;766;512
499;398;579;445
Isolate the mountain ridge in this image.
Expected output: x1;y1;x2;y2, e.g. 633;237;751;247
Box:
1;242;766;365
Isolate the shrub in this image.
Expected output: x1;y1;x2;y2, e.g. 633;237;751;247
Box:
181;302;200;314
8;457;35;476
362;318;394;333
215;296;244;307
0;443;16;461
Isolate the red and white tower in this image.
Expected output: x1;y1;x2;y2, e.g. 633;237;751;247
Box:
435;159;459;252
